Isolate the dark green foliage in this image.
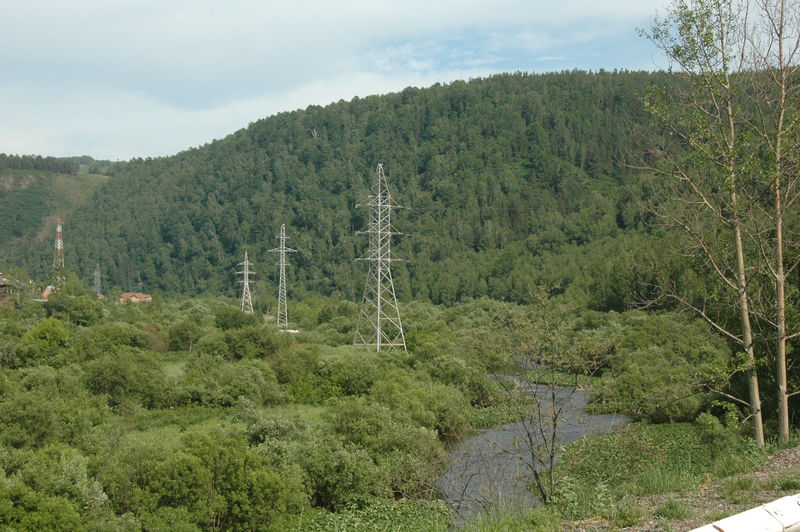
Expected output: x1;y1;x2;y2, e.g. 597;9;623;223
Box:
84;348;169;408
195;324;286;360
0;154;78;174
326;396;445;496
0;366;109;449
180;427;309;531
297;434;385;510
167;318;206;351
97;426;309;531
44;291;103;327
321;348;393;396
181;355;286;407
67;321;149;362
271;345;344;403
370;370;470;440
11;317;71;367
586;311;730;422
0;474;85;531
212;304;261;330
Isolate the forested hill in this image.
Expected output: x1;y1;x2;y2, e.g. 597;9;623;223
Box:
13;71;670;306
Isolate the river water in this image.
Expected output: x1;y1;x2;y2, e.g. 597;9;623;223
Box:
439;381;629;524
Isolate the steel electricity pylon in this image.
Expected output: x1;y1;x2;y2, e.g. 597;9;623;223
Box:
93;263;101;295
269;224;296;328
53;218;65;282
237;251;255;314
353;163;406;351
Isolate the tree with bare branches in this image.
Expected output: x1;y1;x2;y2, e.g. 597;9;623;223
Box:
743;0;800;442
643;0;766;446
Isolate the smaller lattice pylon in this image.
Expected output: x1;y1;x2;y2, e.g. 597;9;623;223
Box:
53;218;65;282
269;224;297;329
93;263;102;295
236;251;256;314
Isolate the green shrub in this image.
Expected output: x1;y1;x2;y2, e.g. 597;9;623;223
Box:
0;366;109;448
167;318;207;352
297;434;385;510
181;356;286;407
325;396;445;496
195;325;286;360
271;346;342;403
67;322;149;362
181;427;309;530
212;304;260;330
44;291;103;326
140;507;201;532
321;348;392;396
84;348;169;408
12;318;71;366
100;426;309;531
588;312;729;422
370;370;470;440
0;474;85;531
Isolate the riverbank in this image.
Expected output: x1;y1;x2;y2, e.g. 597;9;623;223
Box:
462;423;799;531
601;444;800;531
441;381;629;525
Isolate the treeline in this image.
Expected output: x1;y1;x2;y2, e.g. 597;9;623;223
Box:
0;154;78;175
12;71;670;308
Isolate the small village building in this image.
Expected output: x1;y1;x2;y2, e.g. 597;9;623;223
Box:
0;274;12;303
119;292;152;304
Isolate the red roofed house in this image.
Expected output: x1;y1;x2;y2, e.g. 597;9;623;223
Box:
119;292;152;304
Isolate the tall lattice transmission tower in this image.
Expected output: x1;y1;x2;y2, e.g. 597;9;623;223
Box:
237;251;255;314
269;224;297;328
93;263;102;295
353;163;406;351
53;218;65;282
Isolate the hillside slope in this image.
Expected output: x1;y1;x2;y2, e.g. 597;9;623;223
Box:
8;71;670;306
0;169;109;266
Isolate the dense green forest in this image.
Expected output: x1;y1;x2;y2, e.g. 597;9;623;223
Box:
0;154;79;175
7;71;667;309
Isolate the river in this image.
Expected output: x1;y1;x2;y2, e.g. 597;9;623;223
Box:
439;380;629;524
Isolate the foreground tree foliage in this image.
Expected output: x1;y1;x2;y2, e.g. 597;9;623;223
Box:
644;0;800;445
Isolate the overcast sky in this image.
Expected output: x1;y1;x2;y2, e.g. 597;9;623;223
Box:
0;0;670;161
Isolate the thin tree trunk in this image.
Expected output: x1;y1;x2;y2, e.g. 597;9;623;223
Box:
775;181;789;440
773;67;789;441
735;220;765;446
771;0;790;442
